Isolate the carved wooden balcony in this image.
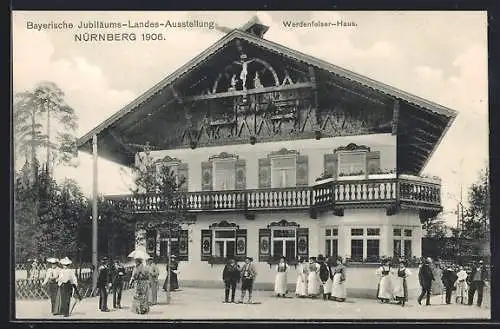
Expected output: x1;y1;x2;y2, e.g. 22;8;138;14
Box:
104;175;441;217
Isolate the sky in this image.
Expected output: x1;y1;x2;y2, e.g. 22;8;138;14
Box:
12;11;488;227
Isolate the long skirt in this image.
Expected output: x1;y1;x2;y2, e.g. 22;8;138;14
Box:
332;273;347;299
295;275;308;296
58;283;73;316
149;279;158;305
274;272;288;295
393;277;408;301
323;277;333;295
377;275;393;300
132;279;150;314
307;272;320;296
163;271;179;291
431;279;444;295
455;280;468;298
47;281;59;314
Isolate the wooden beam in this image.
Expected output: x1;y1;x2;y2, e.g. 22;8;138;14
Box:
392;99;399;135
414;127;441;141
412;135;435;148
308;66;317;86
404;111;445;132
91;134;98;290
122;98;176;134
326;80;387;106
108;130;137;154
185;82;314;101
402;150;429;161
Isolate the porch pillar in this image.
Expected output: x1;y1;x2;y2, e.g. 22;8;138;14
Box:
92;134;99;290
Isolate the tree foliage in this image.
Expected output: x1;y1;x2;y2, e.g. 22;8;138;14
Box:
13;81;78;176
461;167;489;241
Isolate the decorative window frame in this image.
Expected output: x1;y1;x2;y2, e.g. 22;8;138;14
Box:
202;221;247;265
324;226;339;259
155;155;181;184
268;148;298;188
210;152;239;191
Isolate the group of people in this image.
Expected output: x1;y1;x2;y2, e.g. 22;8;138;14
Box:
40;255;181;316
221;255;348;304
416;257;489;307
41;257;81;317
374;257;489;308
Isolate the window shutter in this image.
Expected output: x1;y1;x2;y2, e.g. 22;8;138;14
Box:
177;163;189;192
236;229;247;260
258;228;271;262
235;159;246;190
296;228;309;259
178;229;189;261
258;158;271;189
201;229;212;261
296;155;309;186
146;229;157;255
324;154;338;179
201;161;213;191
366;151;381;174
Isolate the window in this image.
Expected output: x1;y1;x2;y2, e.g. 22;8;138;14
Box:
271;228;296;259
213;160;236;191
350;227;380;262
156;163;179;185
160;238;179;258
351;240;364;262
325;227;338;259
351;228;364;236
338;151;366;176
271;157;296;188
393;227;413;259
213;229;236;259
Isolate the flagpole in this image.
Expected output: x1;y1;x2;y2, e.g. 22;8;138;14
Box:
92;134;99;291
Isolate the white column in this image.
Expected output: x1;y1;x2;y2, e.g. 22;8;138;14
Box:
92;134;99;290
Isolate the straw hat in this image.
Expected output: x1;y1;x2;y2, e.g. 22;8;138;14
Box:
46;258;58;264
59;257;72;266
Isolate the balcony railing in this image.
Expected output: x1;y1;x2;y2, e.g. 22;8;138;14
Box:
105;175;441;213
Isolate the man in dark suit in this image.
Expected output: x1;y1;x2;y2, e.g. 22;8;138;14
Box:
442;266;458;304
468;260;489;307
417;257;435;306
111;259;125;309
318;255;333;301
96;257;112;312
222;258;240;303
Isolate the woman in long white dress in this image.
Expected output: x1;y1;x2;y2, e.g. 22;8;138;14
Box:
307;257;320;298
274;257;289;297
332;257;347;302
376;260;394;303
393;260;411;307
295;257;308;297
454;266;468;304
431;261;444;295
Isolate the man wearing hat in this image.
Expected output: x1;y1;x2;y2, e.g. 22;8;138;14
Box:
417;257;435;306
96;257;112;312
42;258;61;315
468;260;489;307
239;256;257;304
57;257;78;317
318;255;333;301
442;264;458;304
111;258;126;309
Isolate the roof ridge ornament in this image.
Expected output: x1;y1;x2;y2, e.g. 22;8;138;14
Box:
240;16;269;38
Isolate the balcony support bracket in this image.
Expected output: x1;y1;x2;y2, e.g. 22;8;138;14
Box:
386;203;399;216
333;207;344;217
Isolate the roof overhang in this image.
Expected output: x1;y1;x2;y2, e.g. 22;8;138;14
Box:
77;29;458;171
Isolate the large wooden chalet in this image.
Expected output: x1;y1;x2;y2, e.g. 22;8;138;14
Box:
77;17;457;296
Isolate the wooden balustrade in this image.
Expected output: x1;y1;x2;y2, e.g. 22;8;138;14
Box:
105;176;441;213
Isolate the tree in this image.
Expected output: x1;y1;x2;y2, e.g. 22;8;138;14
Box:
129;145;188;304
13;81;78;177
462;167;489;241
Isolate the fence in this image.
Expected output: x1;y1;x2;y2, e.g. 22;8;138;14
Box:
15;265;135;300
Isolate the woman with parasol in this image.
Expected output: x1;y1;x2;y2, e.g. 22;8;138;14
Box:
128;249;151;314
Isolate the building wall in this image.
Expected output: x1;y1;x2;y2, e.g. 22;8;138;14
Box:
138;133;396;191
135;207;423;298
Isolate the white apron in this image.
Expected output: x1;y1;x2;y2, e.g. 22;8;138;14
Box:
295;263;308;296
274;264;288;294
307;263;320;295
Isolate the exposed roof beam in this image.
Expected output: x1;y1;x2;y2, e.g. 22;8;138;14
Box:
412;135;435;149
325;80;387;106
402;149;430;161
122;98;176;134
413;127;440;141
108;130;137;155
185;82;314;101
403;111;447;132
392;99;399;136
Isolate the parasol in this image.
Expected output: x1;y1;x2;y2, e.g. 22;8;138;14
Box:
128;249;151;260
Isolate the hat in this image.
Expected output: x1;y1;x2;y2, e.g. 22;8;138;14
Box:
60;257;72;266
101;257;108;262
479;260;484;264
46;258;58;264
426;257;433;263
245;256;253;261
317;255;325;261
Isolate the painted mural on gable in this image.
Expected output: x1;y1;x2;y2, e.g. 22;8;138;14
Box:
137;39;394;150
